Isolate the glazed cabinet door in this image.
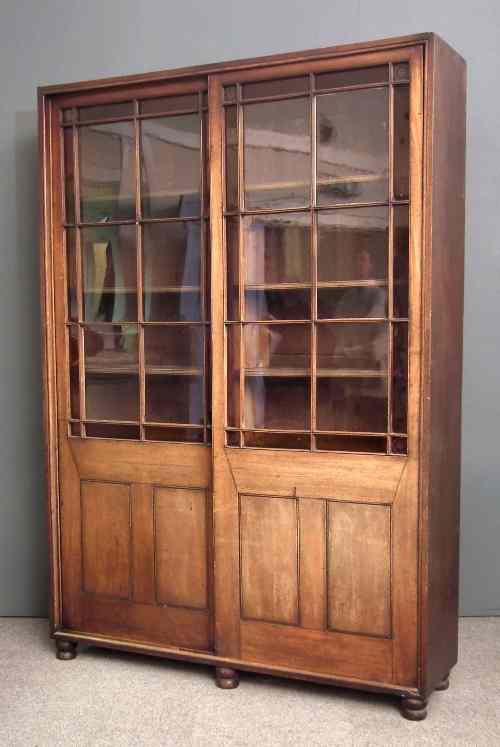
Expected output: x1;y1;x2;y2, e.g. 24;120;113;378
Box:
48;81;213;651
209;47;424;685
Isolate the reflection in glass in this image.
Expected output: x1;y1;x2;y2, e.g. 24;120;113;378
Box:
227;325;241;428
244;323;310;372
243;76;308;98
85;374;139;421
144;325;203;370
81;225;137;322
244;98;310;209
391;436;407;454
315;434;387;452
393;63;410;82
246;289;310;320
143;221;201;321
318;286;387;319
78;102;134;122
226;431;241;446
244;377;310;430
63;129;75;223
141;114;200;218
140;94;198;116
315;66;389;90
317;88;389;205
394;85;410;199
394;206;409;319
85;423;140;439
79;121;135;221
225;106;238;211
317;322;388;373
226;217;240;320
318;207;388;282
391;322;408;434
317;377;388;433
146;374;203;424
244;431;310;449
66;229;78;321
84;324;138;373
144;426;204;442
243;213;310;285
68;324;80;419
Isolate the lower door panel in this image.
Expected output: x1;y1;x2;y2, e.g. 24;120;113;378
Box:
59;437;213;652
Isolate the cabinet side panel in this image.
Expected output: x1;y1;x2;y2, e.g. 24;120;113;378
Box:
421;36;466;692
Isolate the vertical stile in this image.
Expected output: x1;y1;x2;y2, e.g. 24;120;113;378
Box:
310;73;317;451
134;100;146;440
199;90;208;443
237;84;245;444
73;111;86;436
387;63;395;453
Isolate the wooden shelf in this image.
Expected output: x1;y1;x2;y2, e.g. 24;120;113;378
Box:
244;280;387;291
244;367;387;378
84;286;201;293
244;174;386;192
146;366;202;376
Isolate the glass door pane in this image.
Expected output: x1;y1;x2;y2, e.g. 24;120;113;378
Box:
223;61;411;454
63;86;209;443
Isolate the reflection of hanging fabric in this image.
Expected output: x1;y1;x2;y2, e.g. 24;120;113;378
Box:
282;225;306;281
244;221;267;430
180;193;202;425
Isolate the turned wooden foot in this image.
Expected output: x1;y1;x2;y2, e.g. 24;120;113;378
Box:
215;667;239;689
55;640;78;660
435;674;450;691
401;695;427;721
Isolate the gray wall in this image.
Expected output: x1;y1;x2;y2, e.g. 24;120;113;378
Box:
0;0;498;616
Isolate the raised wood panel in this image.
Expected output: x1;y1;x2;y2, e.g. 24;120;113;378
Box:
227;450;405;502
241;620;392;682
69;438;210;488
131;484;156;605
240;495;298;625
298;498;326;630
328;502;391;637
81;594;211;651
81;481;131;599
155;488;208;609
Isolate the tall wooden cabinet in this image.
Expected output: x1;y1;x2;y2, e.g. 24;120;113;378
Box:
39;33;466;720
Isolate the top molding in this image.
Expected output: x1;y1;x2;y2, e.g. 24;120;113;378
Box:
38;32;461;98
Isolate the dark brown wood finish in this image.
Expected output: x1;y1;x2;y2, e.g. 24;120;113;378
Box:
419;34;466;696
39;33;466;721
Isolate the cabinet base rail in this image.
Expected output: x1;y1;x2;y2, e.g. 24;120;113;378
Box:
53;629;451;720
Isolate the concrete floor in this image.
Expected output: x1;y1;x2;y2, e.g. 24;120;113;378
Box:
0;617;499;746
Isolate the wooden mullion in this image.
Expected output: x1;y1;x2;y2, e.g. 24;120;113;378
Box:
237;83;245;437
310;75;318;451
386;64;395;448
72;116;86;431
133;100;146;440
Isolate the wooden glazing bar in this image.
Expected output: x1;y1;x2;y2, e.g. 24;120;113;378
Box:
387;64;395;439
72;119;86;430
133;101;146;440
237;83;245;436
143;421;205;429
225;90;313;107
313;81;390;96
72;115;135;127
310;74;317;449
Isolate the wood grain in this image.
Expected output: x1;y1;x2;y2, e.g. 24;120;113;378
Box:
240;495;298;625
328;502;391;637
298;498;326;630
155;487;208;609
241;620;392;682
81;481;131;599
131;483;155;604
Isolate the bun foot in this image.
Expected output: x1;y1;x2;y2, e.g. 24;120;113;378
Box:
215;667;239;689
435;674;450;691
56;640;78;660
401;696;427;721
